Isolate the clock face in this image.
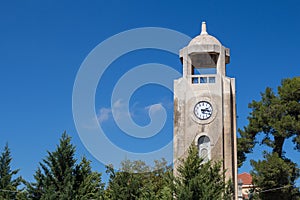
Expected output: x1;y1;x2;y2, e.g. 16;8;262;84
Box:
194;101;213;120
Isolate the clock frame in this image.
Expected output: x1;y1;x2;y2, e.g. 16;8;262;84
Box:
194;101;213;120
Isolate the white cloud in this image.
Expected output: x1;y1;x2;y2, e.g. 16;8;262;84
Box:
112;99;131;121
113;99;123;108
97;108;111;123
97;99;132;124
145;103;164;115
97;100;170;125
81;117;100;130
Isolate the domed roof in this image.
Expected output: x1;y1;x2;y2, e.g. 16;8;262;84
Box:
188;22;221;46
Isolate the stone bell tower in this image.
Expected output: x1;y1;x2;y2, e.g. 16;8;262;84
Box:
173;22;237;197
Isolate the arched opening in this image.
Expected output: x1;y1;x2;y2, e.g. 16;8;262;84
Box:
198;136;211;163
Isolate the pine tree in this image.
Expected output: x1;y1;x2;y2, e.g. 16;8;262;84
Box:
238;77;300;167
0;144;24;199
27;132;104;200
174;144;233;200
251;152;300;200
75;157;104;200
237;77;300;198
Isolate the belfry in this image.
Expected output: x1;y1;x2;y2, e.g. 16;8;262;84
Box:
173;22;238;198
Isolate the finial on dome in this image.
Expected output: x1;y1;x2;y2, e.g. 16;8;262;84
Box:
201;22;208;35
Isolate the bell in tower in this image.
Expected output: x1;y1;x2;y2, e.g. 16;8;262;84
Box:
174;22;237;199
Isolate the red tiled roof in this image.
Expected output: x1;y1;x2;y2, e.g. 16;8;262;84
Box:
238;172;253;185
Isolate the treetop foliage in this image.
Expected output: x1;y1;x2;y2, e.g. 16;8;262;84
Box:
27;132;104;200
251;152;300;200
238;77;300;200
175;144;233;200
238;77;300;167
0;144;25;199
105;158;173;200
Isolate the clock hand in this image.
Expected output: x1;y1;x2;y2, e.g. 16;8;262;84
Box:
201;109;211;114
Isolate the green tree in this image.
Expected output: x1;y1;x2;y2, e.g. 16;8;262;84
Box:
0;144;24;199
105;159;173;200
174;144;233;200
237;77;300;199
27;132;104;200
250;152;300;200
238;77;300;167
105;145;234;200
75;157;104;199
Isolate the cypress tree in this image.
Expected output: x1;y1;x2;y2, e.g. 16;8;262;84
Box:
0;144;24;200
28;132;104;200
175;144;233;200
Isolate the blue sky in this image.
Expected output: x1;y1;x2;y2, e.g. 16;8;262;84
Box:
0;0;300;184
